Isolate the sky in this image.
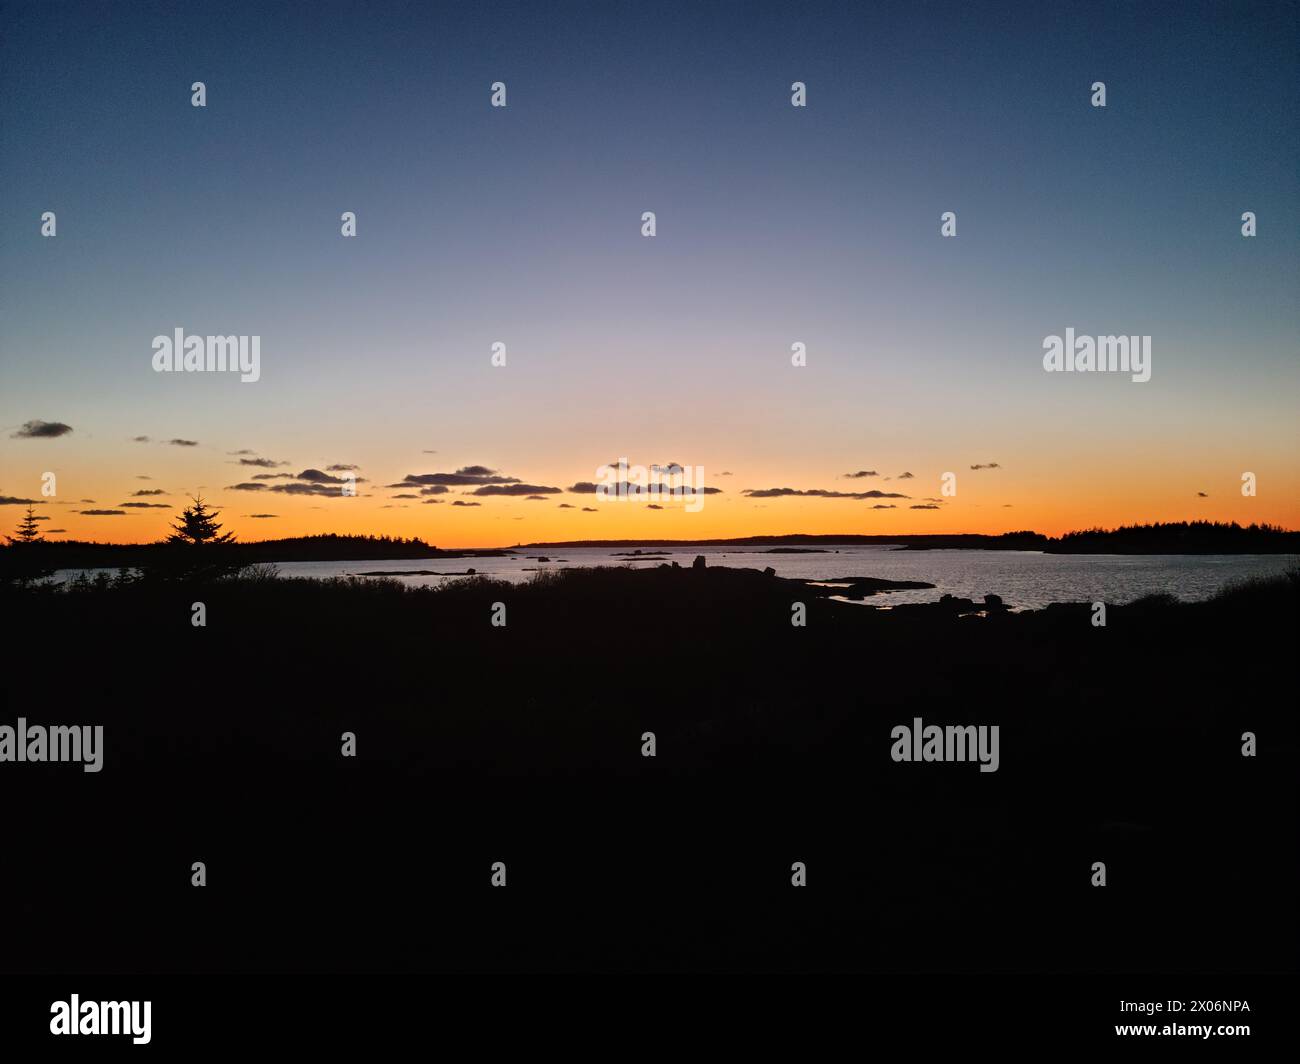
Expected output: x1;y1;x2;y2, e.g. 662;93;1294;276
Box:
2;0;1297;546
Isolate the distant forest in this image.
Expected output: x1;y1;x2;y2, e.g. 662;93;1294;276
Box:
2;522;1297;570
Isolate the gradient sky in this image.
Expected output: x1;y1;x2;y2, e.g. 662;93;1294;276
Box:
2;0;1297;546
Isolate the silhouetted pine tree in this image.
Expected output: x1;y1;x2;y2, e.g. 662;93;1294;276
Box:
9;505;42;544
168;496;235;545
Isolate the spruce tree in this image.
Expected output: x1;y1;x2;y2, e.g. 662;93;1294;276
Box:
168;496;235;545
10;505;42;544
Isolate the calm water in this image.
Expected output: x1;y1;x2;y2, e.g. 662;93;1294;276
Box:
255;546;1298;609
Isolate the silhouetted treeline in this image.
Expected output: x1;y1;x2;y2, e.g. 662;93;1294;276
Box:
0;533;511;574
1049;521;1300;554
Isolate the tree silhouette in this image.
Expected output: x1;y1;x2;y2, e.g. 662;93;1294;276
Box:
9;505;42;544
168;496;235;545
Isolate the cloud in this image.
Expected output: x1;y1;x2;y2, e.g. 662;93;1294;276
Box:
46;528;66;533
227;482;267;491
132;436;151;443
136;475;152;480
897;472;914;479
471;483;562;496
1197;491;1208;498
422;499;444;505
131;489;167;496
326;464;360;472
871;504;896;510
969;463;1001;470
910;503;941;510
421;450;438;454
269;482;351;496
391;493;420;499
247;514;278;518
524;495;549;501
117;501;170;508
718;471;734;476
295;468;349;484
451;500;481;507
79;509;126;516
390;469;518;488
557;503;575;509
646;503;663;510
568;481;721;496
742;487;909;500
581;507;597;512
12;420;72;438
228;449;255;455
0;495;38;505
843;470;878;478
238;457;288;468
252;473;295;480
168;439;199;447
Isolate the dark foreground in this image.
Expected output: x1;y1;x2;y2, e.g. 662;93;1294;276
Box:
2;563;1295;973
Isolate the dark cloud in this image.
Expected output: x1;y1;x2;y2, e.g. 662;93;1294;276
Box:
1197;491;1208;498
897;472;915;479
136;475;152;479
646;503;663;510
168;439;199;447
910;503;941;510
742;487;909;500
568;481;721;496
326;464;360;472
132;436;151;443
391;493;420;499
117;502;170;508
295;468;348;484
12;420;72;438
451;500;481;507
871;504;896;510
391;469;518;488
422;499;444;505
471;483;562;496
557;503;575;509
247;514;278;518
80;509;125;516
524;495;549;501
131;489;167;496
718;471;734;476
0;495;38;505
252;473;295;480
228;449;255;455
238;457;288;468
969;463;1001;470
268;482;351;496
581;507;597;512
843;470;878;478
227;483;267;491
46;528;66;533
